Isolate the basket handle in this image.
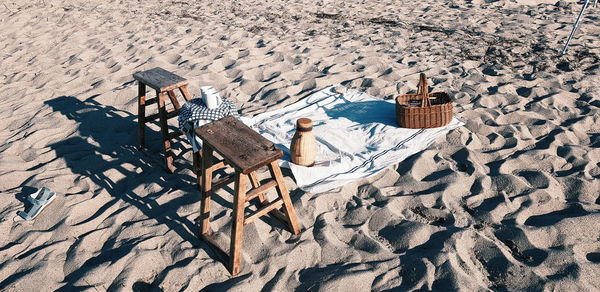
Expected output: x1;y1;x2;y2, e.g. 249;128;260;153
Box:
417;73;431;107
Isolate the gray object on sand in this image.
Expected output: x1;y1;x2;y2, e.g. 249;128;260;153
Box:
17;187;56;220
562;0;597;54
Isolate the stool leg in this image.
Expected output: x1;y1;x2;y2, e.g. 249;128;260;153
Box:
268;162;300;235
230;172;247;276
180;85;193;101
157;90;176;173
193;150;203;191
137;82;146;149
200;145;214;236
167;90;181;110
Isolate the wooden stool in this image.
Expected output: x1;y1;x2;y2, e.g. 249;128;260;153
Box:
195;116;301;276
133;67;193;173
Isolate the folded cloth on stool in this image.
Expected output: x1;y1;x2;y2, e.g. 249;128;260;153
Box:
178;97;241;152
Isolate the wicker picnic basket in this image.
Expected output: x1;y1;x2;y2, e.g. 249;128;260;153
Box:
395;73;453;128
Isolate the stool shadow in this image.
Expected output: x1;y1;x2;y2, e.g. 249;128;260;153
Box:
41;95;305;288
41;95;222;290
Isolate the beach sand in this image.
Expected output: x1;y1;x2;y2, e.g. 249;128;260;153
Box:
1;0;599;290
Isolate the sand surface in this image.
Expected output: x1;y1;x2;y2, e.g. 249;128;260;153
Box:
1;0;599;290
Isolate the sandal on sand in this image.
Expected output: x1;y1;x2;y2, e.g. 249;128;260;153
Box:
17;187;56;220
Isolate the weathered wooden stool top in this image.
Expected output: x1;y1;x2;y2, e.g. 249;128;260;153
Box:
133;67;188;92
195;116;283;174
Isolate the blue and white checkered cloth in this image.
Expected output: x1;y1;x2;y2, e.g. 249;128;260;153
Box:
178;98;241;152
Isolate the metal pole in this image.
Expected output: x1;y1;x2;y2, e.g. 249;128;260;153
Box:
562;0;591;54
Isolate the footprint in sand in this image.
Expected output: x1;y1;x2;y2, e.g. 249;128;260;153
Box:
472;236;544;290
586;252;600;263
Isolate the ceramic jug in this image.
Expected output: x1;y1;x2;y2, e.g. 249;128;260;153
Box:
290;118;317;166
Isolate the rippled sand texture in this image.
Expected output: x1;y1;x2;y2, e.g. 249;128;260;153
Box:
1;0;599;290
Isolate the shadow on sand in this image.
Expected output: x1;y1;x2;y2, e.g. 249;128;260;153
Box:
35;95;215;290
14;95;303;290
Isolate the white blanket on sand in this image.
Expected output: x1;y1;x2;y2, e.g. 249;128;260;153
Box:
253;86;464;194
